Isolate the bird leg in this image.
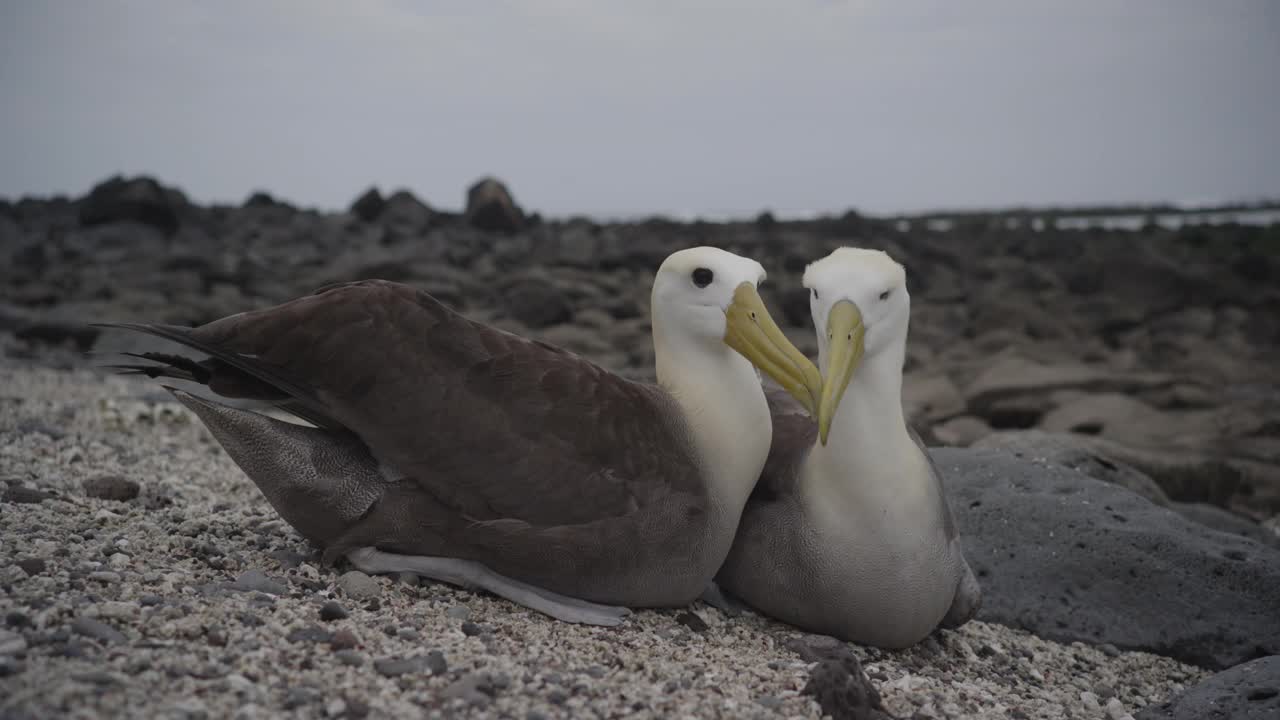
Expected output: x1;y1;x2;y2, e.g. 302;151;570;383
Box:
345;548;633;627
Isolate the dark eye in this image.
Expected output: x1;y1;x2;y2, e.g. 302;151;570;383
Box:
811;288;819;300
879;289;892;301
692;268;714;288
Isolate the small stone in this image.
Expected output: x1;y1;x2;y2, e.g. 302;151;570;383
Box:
547;689;568;705
396;572;420;586
0;629;28;655
3;486;52;504
1104;698;1128;720
109;552;130;568
426;650;448;675
1094;683;1116;699
330;629;359;651
140;595;164;607
373;655;428;678
97;601;134;620
344;696;370;718
88;571;122;584
334;649;365;667
460;621;483;637
446;605;470;620
584;665;606;679
206;627;228;647
287;625;333;644
443;672;494;707
756;695;784;709
1080;691;1101;712
16;558;47;575
319;601;348;621
337;571;380;601
229;569;288;596
73;670;122;685
83;474;140;501
0;658;25;677
71;616;126;645
283;686;320;709
676;611;709;633
397;627;421;642
1099;643;1121;657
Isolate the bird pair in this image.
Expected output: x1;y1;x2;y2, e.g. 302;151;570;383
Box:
100;245;979;649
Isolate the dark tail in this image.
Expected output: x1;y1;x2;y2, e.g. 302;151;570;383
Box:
93;322;341;430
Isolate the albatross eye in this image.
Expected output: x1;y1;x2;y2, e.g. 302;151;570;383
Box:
879;289;892;301
812;288;819;300
692;268;714;288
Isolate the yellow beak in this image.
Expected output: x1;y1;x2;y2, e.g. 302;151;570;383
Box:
817;300;865;445
723;283;823;415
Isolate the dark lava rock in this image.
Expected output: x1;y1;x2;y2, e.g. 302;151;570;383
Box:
1137;655;1280;719
466;177;525;234
70;617;126;645
506;277;571;328
1170;501;1280;548
349;187;385;223
379;190;433;233
460;621;483;637
675;612;709;633
786;635;895;720
16;558;47;575
83;474;140;501
319;601;348;621
974;430;1170;507
3;486;52;504
938;446;1280;669
79;175;183;234
425;649;448;675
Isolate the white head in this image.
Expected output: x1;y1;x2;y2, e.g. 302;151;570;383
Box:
802;247;911;443
651;247;822;413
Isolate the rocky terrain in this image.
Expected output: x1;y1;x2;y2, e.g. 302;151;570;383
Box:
2;175;1279;717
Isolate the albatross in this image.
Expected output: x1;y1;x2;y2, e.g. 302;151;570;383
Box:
99;247;822;626
712;247;981;648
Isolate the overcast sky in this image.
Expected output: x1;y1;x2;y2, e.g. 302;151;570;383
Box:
2;1;1278;217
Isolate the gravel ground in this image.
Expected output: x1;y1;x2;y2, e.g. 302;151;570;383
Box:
1;364;1207;719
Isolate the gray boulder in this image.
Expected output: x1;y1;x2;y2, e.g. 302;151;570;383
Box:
1137;655;1280;719
937;446;1280;670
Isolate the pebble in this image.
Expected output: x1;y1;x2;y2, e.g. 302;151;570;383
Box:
83;474;141;501
88;570;122;583
443;672;494;707
336;571;380;601
286;625;333;644
373;655;431;678
426;650;448;675
445;605;470;620
3;486;52;504
330;629;359;651
461;621;484;637
0;629;28;655
16;557;47;575
97;601;135;620
676;612;710;633
71;616;127;645
319;601;348;621
1081;690;1102;712
334;649;365;667
229;569;288;596
1105;697;1131;720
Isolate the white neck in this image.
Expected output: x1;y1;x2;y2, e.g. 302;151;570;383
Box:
652;318;773;515
805;331;917;499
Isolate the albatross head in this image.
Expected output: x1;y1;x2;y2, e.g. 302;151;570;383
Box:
803;247;910;444
651;247;822;413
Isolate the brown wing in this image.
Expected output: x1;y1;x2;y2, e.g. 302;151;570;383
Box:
751;385;818;502
187;280;701;529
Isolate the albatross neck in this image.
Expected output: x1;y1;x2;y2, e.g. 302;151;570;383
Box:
651;323;773;509
809;332;913;482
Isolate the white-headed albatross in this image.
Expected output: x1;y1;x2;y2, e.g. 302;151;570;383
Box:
713;247;981;648
99;247;821;626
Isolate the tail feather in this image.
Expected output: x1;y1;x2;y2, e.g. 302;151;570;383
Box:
93;322;343;430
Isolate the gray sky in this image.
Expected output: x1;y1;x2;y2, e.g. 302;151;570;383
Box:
2;0;1278;217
